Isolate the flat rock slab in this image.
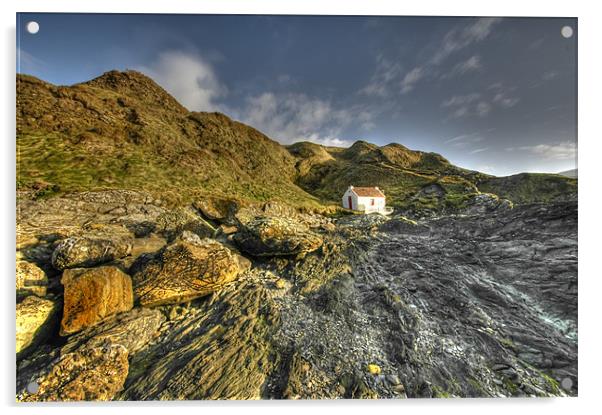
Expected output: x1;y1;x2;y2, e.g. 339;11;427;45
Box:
52;235;133;270
61;266;134;335
133;239;242;307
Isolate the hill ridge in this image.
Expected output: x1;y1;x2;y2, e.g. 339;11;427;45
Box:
17;71;577;212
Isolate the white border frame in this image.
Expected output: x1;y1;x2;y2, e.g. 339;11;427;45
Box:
3;1;599;414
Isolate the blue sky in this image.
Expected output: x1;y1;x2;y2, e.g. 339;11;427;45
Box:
17;14;577;176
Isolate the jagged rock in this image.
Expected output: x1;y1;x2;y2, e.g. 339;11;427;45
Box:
154;208;216;241
51;235;133;270
60;266;134;335
61;308;165;355
16;296;58;356
16;260;48;300
234;216;323;256
462;193;513;215
378;217;428;235
19;344;129;402
132;238;243;306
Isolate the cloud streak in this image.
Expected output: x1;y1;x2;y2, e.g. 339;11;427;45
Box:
430;18;502;65
440;55;482;79
515;141;577;160
442;83;520;119
361;18;502;97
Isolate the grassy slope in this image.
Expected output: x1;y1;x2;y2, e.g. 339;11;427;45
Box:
287;139;577;209
288;140;489;211
477;173;577;204
17;72;321;209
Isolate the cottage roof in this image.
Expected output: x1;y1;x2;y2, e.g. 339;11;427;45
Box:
350;186;385;198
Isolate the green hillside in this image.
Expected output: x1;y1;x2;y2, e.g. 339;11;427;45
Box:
17;71;577;213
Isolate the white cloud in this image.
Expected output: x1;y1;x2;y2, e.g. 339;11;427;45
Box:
542;71;559;81
441;55;482;79
400;67;424;94
442;83;520;119
357;111;376;131
138;50;363;147
360;55;402;97
476;101;492;117
518;141;577;160
239;92;356;146
442;93;481;108
493;92;520;108
445;132;484;146
469;148;488;154
489;83;520;108
138;50;227;111
451;106;470;119
431;18;502;65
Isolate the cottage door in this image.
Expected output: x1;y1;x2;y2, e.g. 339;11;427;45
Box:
348;196;353;210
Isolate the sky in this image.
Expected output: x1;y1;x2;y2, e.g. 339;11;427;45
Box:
17;13;577;176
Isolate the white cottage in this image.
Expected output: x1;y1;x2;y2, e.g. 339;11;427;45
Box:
342;186;393;215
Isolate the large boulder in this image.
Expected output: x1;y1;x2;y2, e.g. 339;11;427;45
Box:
20;344;129;402
233;216;323;257
132;238;244;307
16;260;48;300
154;207;216;241
16;296;59;356
60;266;134;335
193;197;237;221
51;235;133;270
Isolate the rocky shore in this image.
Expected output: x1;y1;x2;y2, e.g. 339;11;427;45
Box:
16;190;577;400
